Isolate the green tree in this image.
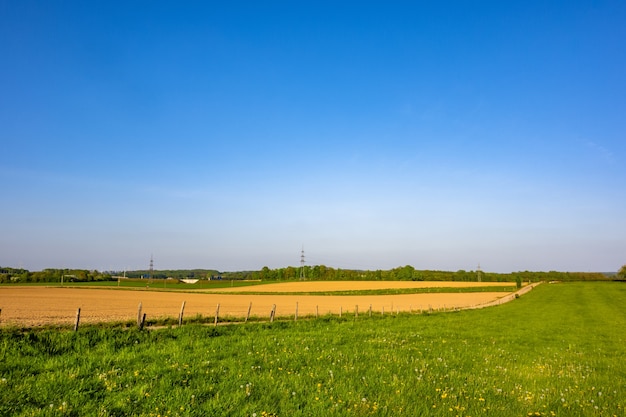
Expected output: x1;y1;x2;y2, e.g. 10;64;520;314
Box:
455;270;469;281
20;271;31;282
618;265;626;280
310;265;320;280
284;266;297;280
397;265;415;280
260;266;271;280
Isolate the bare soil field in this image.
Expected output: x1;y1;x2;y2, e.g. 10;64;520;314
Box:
0;282;519;327
209;280;515;292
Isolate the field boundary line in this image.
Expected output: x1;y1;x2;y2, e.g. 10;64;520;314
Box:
462;281;543;310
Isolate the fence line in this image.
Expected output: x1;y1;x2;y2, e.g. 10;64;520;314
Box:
0;283;543;329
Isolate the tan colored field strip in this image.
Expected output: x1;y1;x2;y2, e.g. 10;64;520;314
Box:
209;280;515;293
0;284;519;327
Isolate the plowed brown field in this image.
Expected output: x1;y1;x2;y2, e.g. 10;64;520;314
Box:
209;281;513;292
0;282;518;327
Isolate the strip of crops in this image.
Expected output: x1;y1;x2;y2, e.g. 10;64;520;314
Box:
1;282;624;416
200;286;518;296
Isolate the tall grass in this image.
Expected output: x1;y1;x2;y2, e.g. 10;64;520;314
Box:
0;282;624;416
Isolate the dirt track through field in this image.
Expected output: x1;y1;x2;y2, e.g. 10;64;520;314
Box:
0;282;522;327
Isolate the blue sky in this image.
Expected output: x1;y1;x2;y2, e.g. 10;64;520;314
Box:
1;1;625;273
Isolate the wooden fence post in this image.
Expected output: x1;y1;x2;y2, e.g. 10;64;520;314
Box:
245;302;252;323
214;303;220;326
339;306;342;318
355;305;358;318
137;302;143;328
316;305;319;319
369;304;372;317
138;313;146;330
178;301;186;327
270;304;276;322
382;306;384;316
295;302;298;321
74;308;81;331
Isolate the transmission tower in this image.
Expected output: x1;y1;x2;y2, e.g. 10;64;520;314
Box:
476;263;482;282
299;246;306;280
149;254;154;279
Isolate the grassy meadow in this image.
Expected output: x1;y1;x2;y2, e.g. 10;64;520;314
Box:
0;282;624;416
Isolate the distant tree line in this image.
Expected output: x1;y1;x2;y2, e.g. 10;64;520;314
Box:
234;265;611;282
0;267;111;283
618;265;626;281
0;265;614;284
121;269;219;280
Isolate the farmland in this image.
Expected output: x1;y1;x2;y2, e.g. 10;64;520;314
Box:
1;281;625;416
0;281;517;328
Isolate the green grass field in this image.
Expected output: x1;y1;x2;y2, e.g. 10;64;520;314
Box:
1;282;624;416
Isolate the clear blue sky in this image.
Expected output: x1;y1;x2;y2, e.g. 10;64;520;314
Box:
1;1;625;273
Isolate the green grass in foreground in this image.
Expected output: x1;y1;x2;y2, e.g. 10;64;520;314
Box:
1;282;625;416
